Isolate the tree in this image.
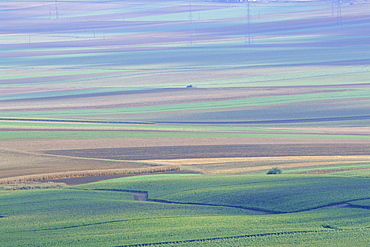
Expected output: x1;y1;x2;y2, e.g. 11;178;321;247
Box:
267;167;282;175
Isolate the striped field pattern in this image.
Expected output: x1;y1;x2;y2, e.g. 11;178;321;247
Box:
1;0;370;179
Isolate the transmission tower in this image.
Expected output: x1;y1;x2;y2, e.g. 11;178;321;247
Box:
50;0;59;19
245;0;252;45
336;0;342;26
188;1;194;45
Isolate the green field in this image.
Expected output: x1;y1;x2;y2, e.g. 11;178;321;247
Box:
1;1;370;245
1;173;369;246
78;173;370;213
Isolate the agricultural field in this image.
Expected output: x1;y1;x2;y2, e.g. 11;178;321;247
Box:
0;173;370;246
1;0;370;180
1;0;370;246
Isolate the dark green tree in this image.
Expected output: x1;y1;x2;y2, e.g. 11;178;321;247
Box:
267;167;282;175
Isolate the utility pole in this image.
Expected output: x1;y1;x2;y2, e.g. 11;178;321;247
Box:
337;0;342;26
55;0;59;19
246;0;251;45
189;1;194;45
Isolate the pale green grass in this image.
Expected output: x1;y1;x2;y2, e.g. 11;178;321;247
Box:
284;164;370;174
1;130;369;141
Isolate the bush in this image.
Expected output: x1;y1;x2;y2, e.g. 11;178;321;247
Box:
267;167;282;175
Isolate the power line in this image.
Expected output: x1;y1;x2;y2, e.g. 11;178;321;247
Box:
189;1;194;45
245;0;252;45
337;0;342;26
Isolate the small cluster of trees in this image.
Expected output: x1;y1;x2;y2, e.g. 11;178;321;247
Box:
267;167;282;174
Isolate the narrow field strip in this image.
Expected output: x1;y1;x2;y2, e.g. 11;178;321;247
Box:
157;115;370;125
144;155;370;165
0;166;180;184
288;165;370;174
143;155;370;174
43;145;370;160
0;118;153;125
217;162;370;175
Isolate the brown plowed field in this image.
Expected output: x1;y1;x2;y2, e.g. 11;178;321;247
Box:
45;144;370;160
0;149;156;179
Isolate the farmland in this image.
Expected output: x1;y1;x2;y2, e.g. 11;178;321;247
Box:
1;0;370;180
1;0;370;246
0;173;370;246
79;173;370;213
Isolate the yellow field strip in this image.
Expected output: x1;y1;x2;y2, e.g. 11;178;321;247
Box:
0;166;181;184
211;161;370;174
142;155;370;165
142;156;370;174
